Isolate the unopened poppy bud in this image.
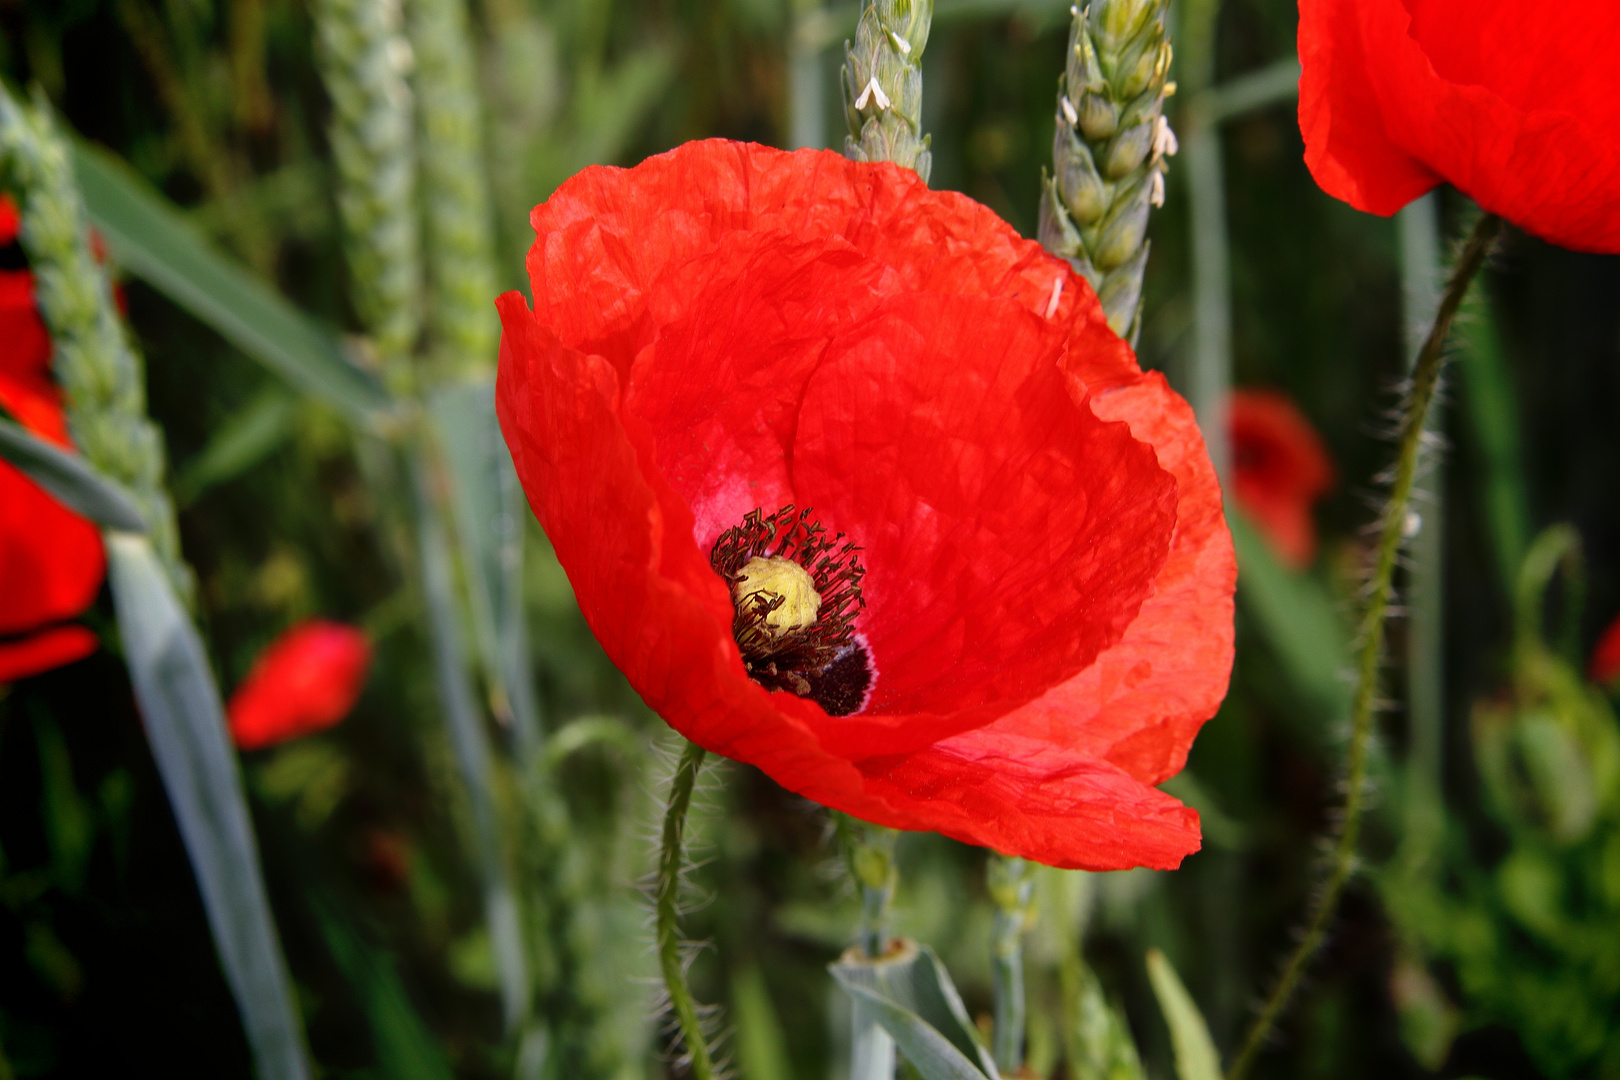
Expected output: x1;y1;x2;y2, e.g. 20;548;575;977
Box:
733;557;822;634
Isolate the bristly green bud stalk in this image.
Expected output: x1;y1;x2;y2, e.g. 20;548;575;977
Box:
842;0;933;182
0;86;189;595
1039;0;1175;343
407;0;499;380
315;0;423;393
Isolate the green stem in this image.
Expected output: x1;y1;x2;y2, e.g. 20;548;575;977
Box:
657;739;715;1080
989;854;1035;1072
839;816;899;958
1224;211;1503;1080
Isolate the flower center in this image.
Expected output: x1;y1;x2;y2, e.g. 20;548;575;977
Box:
711;505;872;716
732;557;821;635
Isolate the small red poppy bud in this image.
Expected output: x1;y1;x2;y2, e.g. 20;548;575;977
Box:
497;141;1236;870
228;621;373;750
1228;389;1335;570
1298;0;1620;253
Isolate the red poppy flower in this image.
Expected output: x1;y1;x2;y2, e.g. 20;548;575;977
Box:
228;621;373;750
1228;388;1334;570
0;196;105;683
1297;0;1620;253
1589;614;1620;687
495;140;1235;870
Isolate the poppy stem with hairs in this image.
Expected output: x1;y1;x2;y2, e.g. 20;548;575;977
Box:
657;739;715;1080
1225;210;1503;1080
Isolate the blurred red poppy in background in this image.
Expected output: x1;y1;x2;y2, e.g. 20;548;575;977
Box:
228;621;372;750
1229;388;1335;570
1589;613;1620;687
496;140;1235;870
0;195;106;683
1298;0;1620;253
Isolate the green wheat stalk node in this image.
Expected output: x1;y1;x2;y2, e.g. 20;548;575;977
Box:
1039;0;1175;342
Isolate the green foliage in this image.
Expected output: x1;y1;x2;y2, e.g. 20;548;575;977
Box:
1383;527;1620;1077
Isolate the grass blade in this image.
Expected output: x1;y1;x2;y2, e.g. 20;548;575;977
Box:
427;380;542;761
411;447;529;1031
1146;949;1221;1080
105;532;310;1080
0;417;146;531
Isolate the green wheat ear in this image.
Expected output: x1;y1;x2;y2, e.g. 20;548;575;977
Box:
1039;0;1176;345
314;0;423;394
0;86;189;598
841;0;934;183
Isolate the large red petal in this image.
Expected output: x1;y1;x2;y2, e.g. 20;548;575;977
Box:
849;375;1233;868
1300;0;1620;252
1298;0;1440;216
0;460;105;637
789;293;1174;735
527;141;1112;365
856;728;1201;871
495;291;873;805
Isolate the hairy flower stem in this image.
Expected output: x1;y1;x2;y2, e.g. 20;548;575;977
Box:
842;0;933;181
657;739;715;1080
1039;0;1174;341
1226;211;1503;1080
989;854;1036;1072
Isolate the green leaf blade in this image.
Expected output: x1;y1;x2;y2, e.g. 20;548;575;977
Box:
1145;949;1220;1080
0;417;147;531
105;533;310;1080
